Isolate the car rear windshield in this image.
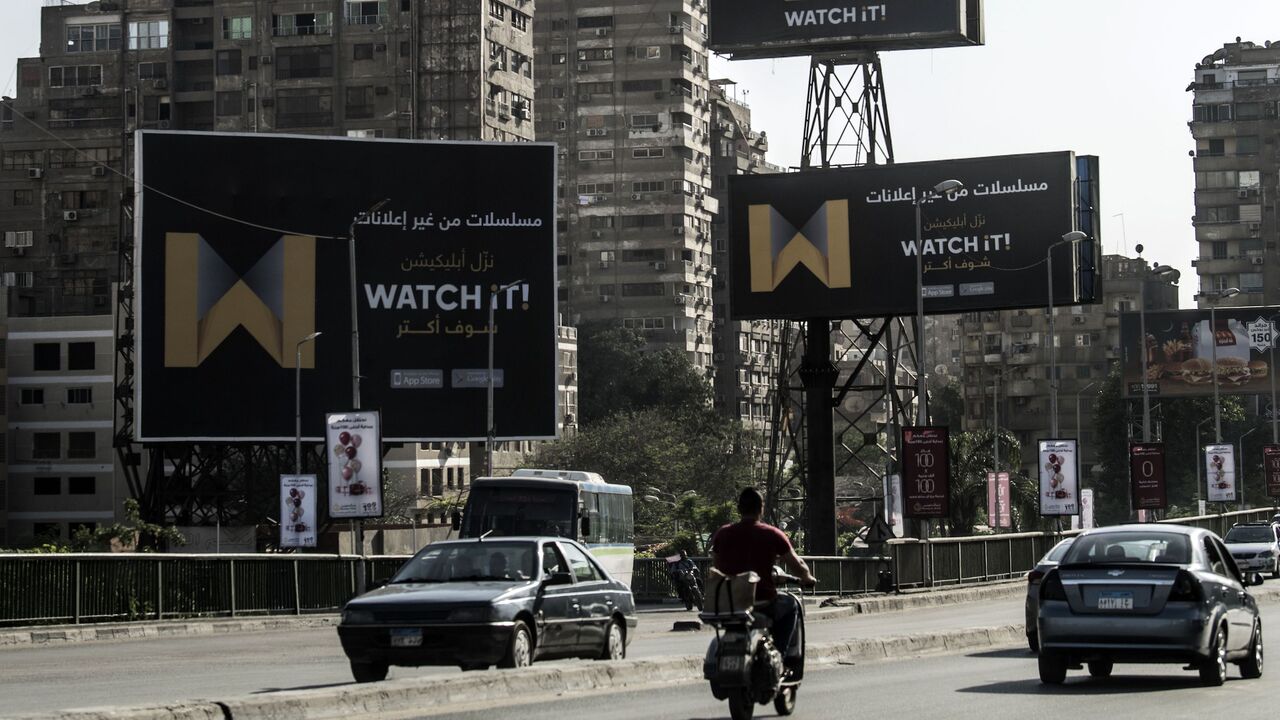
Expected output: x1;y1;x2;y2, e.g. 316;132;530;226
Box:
391;541;537;583
1062;531;1192;565
1043;539;1075;563
1225;526;1275;543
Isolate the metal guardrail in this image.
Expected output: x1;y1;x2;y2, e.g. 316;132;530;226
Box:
2;508;1274;627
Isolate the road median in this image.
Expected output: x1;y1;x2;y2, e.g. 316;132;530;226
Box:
18;624;1024;720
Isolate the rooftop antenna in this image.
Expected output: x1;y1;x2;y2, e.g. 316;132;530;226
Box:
1112;212;1128;256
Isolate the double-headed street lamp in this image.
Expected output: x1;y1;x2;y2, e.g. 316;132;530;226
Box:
1196;287;1241;443
641;488;698;535
1134;250;1179;442
1047;231;1088;437
914;178;965;424
294;331;322;475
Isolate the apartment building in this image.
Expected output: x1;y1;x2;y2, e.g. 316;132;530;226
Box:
958;254;1178;479
4;312;122;546
533;0;719;371
1189;39;1280;307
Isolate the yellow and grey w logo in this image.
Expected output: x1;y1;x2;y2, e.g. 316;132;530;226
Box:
164;233;316;368
748;200;850;292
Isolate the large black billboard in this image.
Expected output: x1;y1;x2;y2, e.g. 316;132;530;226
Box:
708;0;984;60
728;151;1096;320
135;131;557;442
1120;308;1279;398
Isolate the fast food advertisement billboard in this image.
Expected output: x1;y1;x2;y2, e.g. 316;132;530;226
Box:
1120;308;1278;398
280;474;317;548
1264;445;1280;498
327;411;384;519
1038;440;1079;517
1204;444;1237;503
901;427;950;519
728;151;1098;321
1129;443;1167;510
707;0;984;60
134;131;557;442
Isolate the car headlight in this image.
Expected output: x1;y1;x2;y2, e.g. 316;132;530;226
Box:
342;608;376;625
447;607;489;623
1259;551;1273;559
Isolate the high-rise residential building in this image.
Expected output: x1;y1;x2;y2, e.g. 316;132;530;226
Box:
0;0;549;543
533;0;719;372
958;254;1178;479
1188;39;1280;307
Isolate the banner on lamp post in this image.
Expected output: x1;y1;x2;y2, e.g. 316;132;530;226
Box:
1129;442;1167;510
884;473;905;539
1080;488;1095;529
901;427;950;519
327;411;384;519
1038;439;1079;517
986;471;1011;529
1204;444;1238;503
280;474;317;548
1264;445;1280;498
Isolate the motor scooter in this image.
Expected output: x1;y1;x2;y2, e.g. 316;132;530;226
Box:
700;567;807;720
665;553;704;611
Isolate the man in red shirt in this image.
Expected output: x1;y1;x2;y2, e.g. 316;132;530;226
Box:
710;488;816;670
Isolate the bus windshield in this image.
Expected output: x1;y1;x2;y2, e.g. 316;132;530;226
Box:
461;486;577;538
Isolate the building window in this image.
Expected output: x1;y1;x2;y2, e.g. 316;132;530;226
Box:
632;147;665;159
621;283;665;297
353;43;374;60
621;214;665;228
577;15;613;29
2;150;38;170
67;387;92;405
630;113;661;128
67;432;96;460
345;0;387;25
34;477;61;496
277;88;333;128
345;86;374;119
577;149;614;161
1211;241;1228;259
215;91;242;116
32;433;60;460
12;189;32;207
632;180;666;193
69;477;96;495
68;341;95;370
49;146;118;168
128;20;170;50
19;388;43;405
66;23;121;53
634;46;662;60
1240;272;1265;293
1236;136;1260;155
49;65;103;88
276;46;335;80
489;0;507;21
33;343;60;371
62;190;106;209
223;16;252;39
511;9;530;32
1205;139;1225;157
215;49;242;75
273;12;333;36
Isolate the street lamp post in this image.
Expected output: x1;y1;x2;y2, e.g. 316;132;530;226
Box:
486;279;526;477
1197;287;1241;443
914;179;964;425
347;197;389;595
1048;231;1087;437
294;332;322;475
1196;416;1214;513
642;488;698;536
1271;312;1280;444
1075;380;1098;446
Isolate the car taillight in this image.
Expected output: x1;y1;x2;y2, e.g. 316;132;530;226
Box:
1169;570;1202;602
1027;569;1045;584
1039;570;1067;601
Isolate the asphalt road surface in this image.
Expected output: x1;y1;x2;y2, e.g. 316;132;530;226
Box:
427;627;1280;720
1;595;1027;715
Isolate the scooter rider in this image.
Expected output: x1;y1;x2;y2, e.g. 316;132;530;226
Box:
710;487;816;672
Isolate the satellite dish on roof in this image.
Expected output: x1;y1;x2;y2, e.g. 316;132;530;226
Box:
935;364;949;376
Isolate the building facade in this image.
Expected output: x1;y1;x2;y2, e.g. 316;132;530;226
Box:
958;254;1179;479
1189;39;1280;308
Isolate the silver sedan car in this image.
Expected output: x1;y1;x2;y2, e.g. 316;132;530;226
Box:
1037;524;1264;686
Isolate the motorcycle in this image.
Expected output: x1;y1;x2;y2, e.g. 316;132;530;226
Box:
665;553;704;611
700;567;807;720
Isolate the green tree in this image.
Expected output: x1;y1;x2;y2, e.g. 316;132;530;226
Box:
931;380;965;429
943;428;1026;535
576;323;711;426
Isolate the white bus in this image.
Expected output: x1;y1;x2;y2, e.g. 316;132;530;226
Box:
456;469;635;586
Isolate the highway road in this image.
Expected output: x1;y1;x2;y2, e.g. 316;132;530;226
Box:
428;625;1280;720
1;593;1028;715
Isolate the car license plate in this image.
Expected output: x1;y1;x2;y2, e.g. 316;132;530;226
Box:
1097;591;1134;610
390;628;423;647
718;655;743;673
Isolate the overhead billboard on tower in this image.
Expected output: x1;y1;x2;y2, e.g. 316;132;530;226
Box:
135;131;558;442
728;151;1099;320
708;0;984;59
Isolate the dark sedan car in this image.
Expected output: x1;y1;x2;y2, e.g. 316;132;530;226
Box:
337;537;638;682
1037;524;1264;687
1025;537;1075;653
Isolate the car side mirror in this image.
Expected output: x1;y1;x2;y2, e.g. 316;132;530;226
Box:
580;516;591;538
451;512;461;532
1247;572;1265;587
544;571;574;587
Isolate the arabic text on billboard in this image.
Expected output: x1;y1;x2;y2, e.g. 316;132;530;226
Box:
1129;443;1167;510
902;427;950;519
1038;439;1079;517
